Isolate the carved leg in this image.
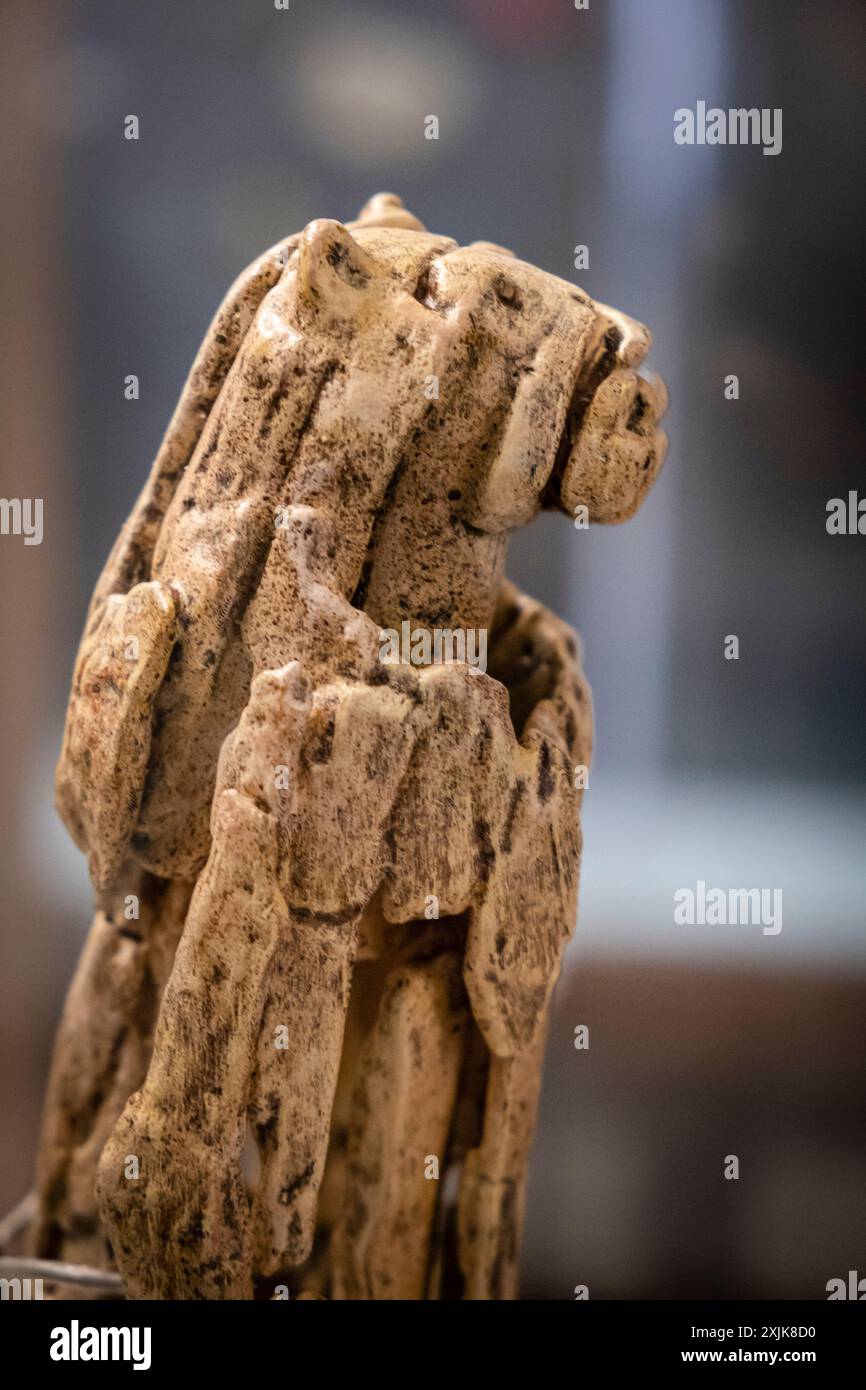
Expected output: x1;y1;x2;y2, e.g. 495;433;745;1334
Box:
454;583;593;1298
249;911;358;1275
96;790;289;1299
97;663;417;1297
330;950;469;1299
32;871;190;1268
457;1024;549;1300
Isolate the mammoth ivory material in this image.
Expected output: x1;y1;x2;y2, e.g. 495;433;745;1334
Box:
33;193;666;1299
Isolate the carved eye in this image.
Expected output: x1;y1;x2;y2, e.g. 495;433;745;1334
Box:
493;274;522;310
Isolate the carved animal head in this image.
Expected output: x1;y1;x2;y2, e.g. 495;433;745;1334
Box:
280;192;667;535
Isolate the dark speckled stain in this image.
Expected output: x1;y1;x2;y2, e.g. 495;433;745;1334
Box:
305;710;335;765
365;661;389;686
255;1106;279;1151
438;952;470;1015
383;822;398;865
627;392;647;432
418;604;459;628
288;903;363;927
222;1173;242;1231
326;236;370;289
279;1158;316;1207
499;779;526;855
390;669;423;703
489;1179;517;1297
191;428;223;483
168;641;185;673
449;511;488;539
548;825;561;879
564;707;577;749
337;461;371;509
178;1212;205;1249
195;420;223;473
537;742;555;803
475;718;492;764
473;817;496;883
259;368;295;439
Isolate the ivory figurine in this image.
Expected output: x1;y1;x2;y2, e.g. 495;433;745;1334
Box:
32;193;666;1299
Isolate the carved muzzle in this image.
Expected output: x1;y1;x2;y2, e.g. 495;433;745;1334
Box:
549;300;668;524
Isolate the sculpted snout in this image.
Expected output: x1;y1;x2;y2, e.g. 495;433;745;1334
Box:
551;298;668;525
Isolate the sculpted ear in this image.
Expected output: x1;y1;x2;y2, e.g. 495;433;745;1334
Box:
297;219;377;317
352;191;426;232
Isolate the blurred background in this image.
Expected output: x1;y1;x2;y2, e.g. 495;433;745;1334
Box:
1;0;864;1298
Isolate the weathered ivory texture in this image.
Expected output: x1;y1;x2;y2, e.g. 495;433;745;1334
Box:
34;194;666;1299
